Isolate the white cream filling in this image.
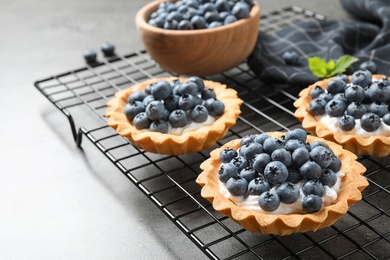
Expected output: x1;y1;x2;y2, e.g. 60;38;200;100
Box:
169;115;215;135
316;114;390;137
219;171;344;214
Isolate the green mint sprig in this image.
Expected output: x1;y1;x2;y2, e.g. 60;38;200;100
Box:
308;55;359;78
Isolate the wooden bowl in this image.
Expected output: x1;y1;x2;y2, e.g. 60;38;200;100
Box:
136;0;260;76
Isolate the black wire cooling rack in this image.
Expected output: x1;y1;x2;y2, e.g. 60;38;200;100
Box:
35;6;390;260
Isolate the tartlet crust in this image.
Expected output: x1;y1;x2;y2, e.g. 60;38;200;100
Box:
105;77;242;155
196;132;368;235
294;75;390;157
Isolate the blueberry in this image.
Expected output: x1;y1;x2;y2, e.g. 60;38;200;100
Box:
152;81;173;100
232;2;250;19
83;49;97;63
149;119;168;133
132;112;150;130
367;81;390;103
361;113;381;132
338;115;356;131
310;140;330;150
336;74;350;83
310;85;325;99
142;95;155;107
190;15;207;29
263;137;284;154
179;94;195;110
345;84;365;103
202;2;217;13
300;161;322;180
333;93;349;104
352;69;372;88
220;147;238;163
204;11;220;23
282;51;299;65
206;99;225;117
224;15;237;24
264;161;289;185
369;102;388;117
325;99;347;117
309;98;327;115
218;163;238;183
284;139;305;152
310;146;332;168
302;179;325;197
146;100;165;120
169;109;189;128
166;11;184;22
258;191;280;212
124;101;145;121
284;128;307;143
328;155;342;173
252;153;271;173
240;134;255;147
128;91;148;103
291;147;310;167
326;78;346;94
187;76;205;92
208;21;223;28
243;142;263;161
346;102;367;119
254;133;271;145
178;19;194;30
276;182;300;204
145;84;154;95
164;94;180;111
201;88;216;99
271;148;292;167
359;61;378;74
231;156;249;172
302;194;323;213
320;169;337;187
318;92;334;102
191;104;209;122
226;175;248;196
383;113;390;126
164;19;178;29
240;166;257;183
101;42;115;56
248;177;271;195
179;82;198;96
215;0;230;11
286;168;303;183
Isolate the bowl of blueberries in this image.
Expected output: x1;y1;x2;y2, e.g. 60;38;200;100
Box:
136;0;260;76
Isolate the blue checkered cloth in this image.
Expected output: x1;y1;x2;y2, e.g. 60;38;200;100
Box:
247;0;390;86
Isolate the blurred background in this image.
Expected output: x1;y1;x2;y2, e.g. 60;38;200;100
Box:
1;0;352;259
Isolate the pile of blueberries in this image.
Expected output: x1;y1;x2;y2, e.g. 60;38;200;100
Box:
124;77;225;133
148;0;253;30
309;70;390;132
218;129;342;213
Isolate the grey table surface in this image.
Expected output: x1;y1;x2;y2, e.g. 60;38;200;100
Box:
0;1;352;259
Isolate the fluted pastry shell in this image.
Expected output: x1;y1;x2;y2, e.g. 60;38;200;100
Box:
294;75;390;157
105;77;242;155
197;132;368;235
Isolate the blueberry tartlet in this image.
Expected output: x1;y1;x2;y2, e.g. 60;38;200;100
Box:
196;130;367;235
105;77;242;155
294;71;390;156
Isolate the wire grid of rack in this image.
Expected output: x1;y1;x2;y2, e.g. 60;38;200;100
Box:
35;6;390;260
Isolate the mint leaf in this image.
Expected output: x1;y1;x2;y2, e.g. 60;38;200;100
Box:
329;55;359;77
308;55;359;79
326;59;335;72
308;57;328;78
